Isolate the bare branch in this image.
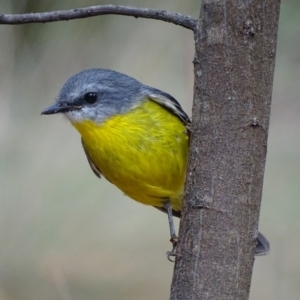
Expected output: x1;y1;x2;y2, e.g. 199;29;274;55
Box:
0;4;197;31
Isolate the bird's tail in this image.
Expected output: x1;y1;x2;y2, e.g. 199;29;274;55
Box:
255;231;270;256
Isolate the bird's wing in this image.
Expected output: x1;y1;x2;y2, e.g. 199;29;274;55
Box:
81;138;102;178
144;86;191;128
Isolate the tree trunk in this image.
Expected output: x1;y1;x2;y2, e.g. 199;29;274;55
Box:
171;0;280;299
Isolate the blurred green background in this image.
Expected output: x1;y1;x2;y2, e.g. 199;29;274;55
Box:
0;1;299;299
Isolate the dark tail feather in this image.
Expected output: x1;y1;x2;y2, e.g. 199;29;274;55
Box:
154;206;270;256
255;231;270;256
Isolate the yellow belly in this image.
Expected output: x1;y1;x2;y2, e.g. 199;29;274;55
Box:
71;100;189;212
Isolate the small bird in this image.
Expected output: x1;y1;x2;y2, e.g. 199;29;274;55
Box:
41;69;269;258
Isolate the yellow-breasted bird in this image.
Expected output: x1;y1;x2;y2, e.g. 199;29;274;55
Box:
41;69;269;257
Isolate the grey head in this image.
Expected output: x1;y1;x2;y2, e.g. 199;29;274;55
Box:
41;69;145;123
41;68;190;125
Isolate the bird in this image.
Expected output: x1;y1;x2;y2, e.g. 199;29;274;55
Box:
41;68;269;258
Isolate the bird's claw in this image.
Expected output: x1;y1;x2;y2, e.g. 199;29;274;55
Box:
166;249;181;262
166;236;181;262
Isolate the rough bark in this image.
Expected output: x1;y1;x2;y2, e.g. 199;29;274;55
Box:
171;0;280;299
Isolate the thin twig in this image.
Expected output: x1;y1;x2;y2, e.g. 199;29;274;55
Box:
0;4;197;31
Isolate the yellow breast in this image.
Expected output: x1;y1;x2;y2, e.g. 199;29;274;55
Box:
71;100;189;211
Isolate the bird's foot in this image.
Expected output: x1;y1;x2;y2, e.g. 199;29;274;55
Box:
166;236;181;262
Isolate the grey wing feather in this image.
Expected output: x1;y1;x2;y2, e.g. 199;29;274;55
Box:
81;138;102;178
143;86;191;128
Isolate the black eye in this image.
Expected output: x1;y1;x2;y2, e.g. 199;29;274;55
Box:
84;92;98;104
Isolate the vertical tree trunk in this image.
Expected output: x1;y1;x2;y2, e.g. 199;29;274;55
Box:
171;0;280;299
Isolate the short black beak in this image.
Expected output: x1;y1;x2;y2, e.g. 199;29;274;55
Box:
41;103;74;115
